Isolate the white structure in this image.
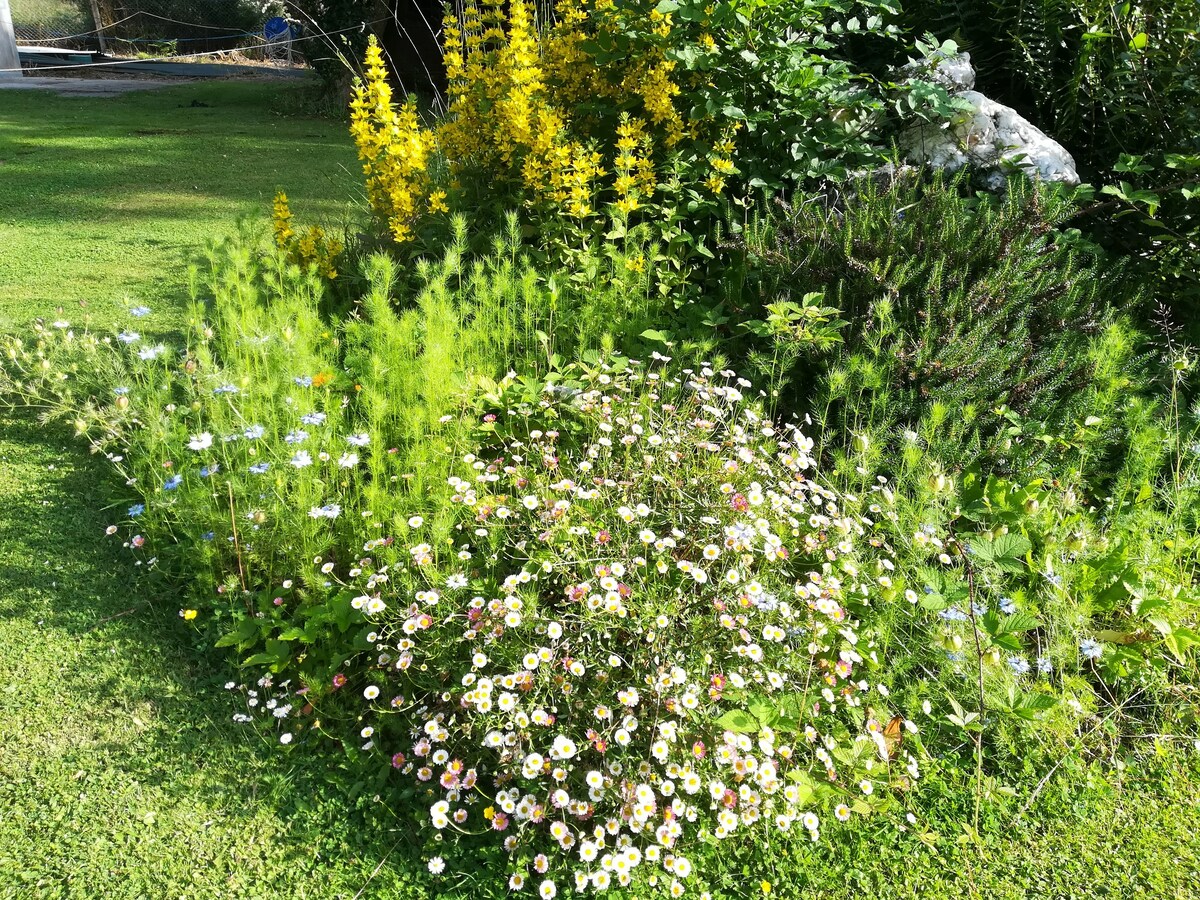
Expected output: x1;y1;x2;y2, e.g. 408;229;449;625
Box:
1;0;23;79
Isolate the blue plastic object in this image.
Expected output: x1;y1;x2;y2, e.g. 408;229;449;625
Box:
264;17;292;41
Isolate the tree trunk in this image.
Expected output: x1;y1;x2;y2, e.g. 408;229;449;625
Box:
379;0;446;99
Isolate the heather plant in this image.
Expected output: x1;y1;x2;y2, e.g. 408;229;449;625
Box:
732;171;1142;477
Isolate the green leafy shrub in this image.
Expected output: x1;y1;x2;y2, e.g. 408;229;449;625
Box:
903;0;1200;174
818;353;1200;780
903;0;1200;332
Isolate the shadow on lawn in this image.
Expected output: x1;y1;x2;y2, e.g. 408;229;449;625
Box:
0;409;421;884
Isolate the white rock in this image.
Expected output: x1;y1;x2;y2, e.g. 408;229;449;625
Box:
899;54;1079;188
902;50;975;92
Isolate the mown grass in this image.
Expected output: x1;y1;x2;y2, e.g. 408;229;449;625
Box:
0;78;1198;900
0;80;359;331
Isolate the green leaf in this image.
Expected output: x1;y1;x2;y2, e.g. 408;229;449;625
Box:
992;533;1032;560
919;592;949;612
215;617;258;648
784;771;815;805
654;0;679;12
639;329;672;344
1009;692;1058;721
990;633;1023;652
748;697;779;727
981;611;1002;636
1167;626;1200;659
715;709;757;733
1000;611;1040;633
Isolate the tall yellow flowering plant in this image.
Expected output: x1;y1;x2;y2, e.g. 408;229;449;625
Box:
345;0;895;282
272;192;344;279
348;0;706;242
349;38;440;244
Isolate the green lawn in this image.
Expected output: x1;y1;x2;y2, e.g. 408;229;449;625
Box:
0;78;1198;900
0;79;423;900
0;80;360;331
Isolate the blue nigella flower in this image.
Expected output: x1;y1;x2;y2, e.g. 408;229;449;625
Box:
128;503;145;517
137;344;166;361
114;387;130;396
308;503;342;520
243;425;265;440
117;331;139;344
347;433;370;447
201;531;214;541
293;376;313;387
1007;655;1031;676
213;384;240;395
129;305;151;317
970;601;986;616
284;430;309;444
163;475;183;491
199;464;219;478
999;597;1017;615
1080;638;1103;661
301;412;327;426
1036;656;1053;675
248;462;270;475
938;607;969;622
290;450;313;469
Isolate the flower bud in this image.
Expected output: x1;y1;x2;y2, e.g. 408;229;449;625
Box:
941;632;963;652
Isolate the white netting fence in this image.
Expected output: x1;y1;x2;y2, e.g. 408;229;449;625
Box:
10;0;284;53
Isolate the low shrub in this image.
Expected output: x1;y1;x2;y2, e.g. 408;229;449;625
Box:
732;170;1145;478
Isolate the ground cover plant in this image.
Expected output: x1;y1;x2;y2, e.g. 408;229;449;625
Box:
3;1;1200;897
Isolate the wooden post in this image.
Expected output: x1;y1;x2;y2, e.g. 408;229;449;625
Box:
87;0;108;54
0;0;23;79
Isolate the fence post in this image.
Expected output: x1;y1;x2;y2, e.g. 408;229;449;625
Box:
87;0;109;54
0;0;23;79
